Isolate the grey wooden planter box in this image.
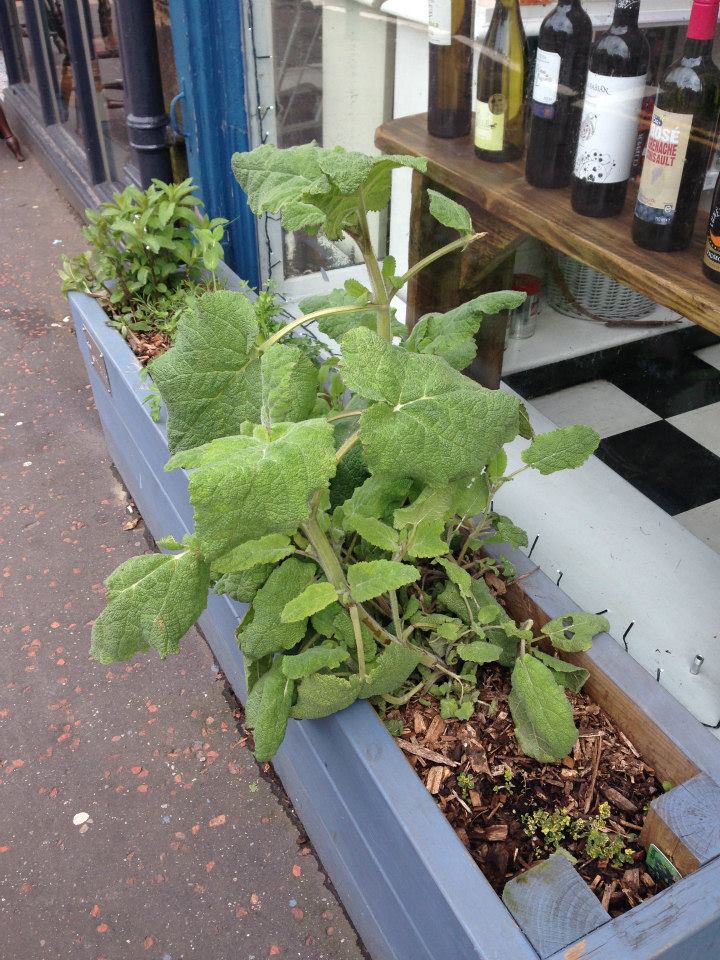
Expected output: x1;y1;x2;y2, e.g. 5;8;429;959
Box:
71;290;720;960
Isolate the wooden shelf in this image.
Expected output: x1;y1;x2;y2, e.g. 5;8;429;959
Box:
376;113;720;337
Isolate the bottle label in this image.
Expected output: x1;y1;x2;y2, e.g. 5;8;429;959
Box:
532;49;562;118
704;205;720;274
573;71;648;184
635;107;693;226
429;0;452;45
475;97;506;152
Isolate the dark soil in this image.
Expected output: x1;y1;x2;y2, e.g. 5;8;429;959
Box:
389;667;666;917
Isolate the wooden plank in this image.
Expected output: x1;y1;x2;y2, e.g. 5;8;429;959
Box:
546;856;720;960
376;114;720;337
503;853;610;959
640;774;720;875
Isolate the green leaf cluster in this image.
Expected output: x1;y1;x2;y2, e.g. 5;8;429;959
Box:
59;178;227;340
89;144;605;767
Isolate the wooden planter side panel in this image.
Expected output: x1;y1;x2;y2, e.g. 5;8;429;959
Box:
546;857;720;960
71;293;539;960
485;544;720;790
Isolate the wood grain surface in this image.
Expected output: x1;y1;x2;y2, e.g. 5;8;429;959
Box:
376;114;720;336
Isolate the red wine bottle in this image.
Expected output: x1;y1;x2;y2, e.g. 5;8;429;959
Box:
428;0;473;138
525;0;593;188
632;0;720;251
703;176;720;282
571;0;650;217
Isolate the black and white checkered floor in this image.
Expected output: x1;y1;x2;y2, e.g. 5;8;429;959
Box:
505;327;720;554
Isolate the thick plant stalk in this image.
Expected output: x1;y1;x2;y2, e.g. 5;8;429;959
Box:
259;303;378;352
356;190;392;343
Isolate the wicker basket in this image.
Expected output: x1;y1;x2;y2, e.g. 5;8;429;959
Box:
546;253;657;322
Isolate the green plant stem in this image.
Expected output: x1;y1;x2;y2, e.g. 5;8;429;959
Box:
349;603;366;682
258;303;375;352
356;190;392;342
391;232;486;297
335;429;360;462
388;590;404;644
457;487;498;562
327;409;362;423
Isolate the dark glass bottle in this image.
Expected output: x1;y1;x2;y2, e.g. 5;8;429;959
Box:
570;0;650;217
474;0;529;162
525;0;593;188
703;176;720;283
428;0;473;138
633;0;720;251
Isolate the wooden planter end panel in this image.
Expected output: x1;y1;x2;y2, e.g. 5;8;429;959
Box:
503;853;610;959
640;774;720;876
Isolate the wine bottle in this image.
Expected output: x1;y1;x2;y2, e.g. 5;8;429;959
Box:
703;176;720;283
570;0;650;217
525;0;593;188
633;0;720;251
474;0;529;162
428;0;474;138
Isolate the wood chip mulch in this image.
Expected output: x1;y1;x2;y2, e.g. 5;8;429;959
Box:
389;666;666;917
126;330;171;364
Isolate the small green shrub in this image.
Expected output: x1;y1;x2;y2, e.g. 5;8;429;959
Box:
60;178;227;340
523;801;636;868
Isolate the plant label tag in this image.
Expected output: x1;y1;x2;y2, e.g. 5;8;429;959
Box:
646;843;682;884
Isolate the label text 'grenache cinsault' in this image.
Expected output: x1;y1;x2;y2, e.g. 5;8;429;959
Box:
571;0;650;217
633;0;720;251
525;0;593;188
428;0;474;138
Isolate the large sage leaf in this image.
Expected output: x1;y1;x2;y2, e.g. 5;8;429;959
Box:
542;612;609;653
347;559;420;602
260;343;317;426
508;654;578;762
237;558;316;659
292;673;362;719
521;425;600;475
151;291;261;453
91;551;210;663
245;663;295;761
360;644;422;698
167;420;336;560
341;327;520;485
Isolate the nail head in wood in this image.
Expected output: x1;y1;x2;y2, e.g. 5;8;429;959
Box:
502;853;610;959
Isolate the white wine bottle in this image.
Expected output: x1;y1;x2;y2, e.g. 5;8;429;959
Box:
474;0;529;162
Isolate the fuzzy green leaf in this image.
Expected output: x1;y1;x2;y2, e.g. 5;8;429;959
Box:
542;613;609;653
341;327;519;486
91;551;210;663
347;515;400;552
347;559;420;602
412;613;466;642
394;487;452;559
342;474;412;525
167;420;336;560
292;673;362;719
260;344;318;426
246;663;295;761
281;644;350;679
360;644;422;698
521;425;600;475
436;558;473;597
449;475;490;517
457;640;503;664
213;534;294;574
212;565;273;603
237;558;316;658
532;651;590;694
150;291;262;453
488;514;528;549
281;581;338;623
509;654;578;762
427;189;473;235
407;292;525;371
299;283;404;342
330;402;369;508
